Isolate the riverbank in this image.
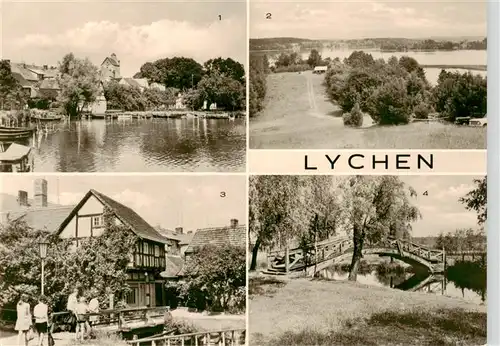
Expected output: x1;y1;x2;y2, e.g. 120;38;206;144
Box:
249;274;486;345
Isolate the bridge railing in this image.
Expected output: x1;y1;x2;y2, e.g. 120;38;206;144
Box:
126;328;246;346
52;306;169;331
386;238;445;263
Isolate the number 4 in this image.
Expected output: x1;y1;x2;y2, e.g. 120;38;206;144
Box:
423;191;428;196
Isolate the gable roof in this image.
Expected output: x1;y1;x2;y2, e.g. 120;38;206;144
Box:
10;64;39;82
56;189;169;244
102;56;120;67
184;224;246;254
160;255;185;278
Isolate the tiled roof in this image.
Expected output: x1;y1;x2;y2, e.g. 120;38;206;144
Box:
103;56;120;67
39;79;60;90
11;64;39;82
184;225;246;254
157;228;194;245
89;190;169;244
5;206;75;233
161;255;185;278
11;72;34;88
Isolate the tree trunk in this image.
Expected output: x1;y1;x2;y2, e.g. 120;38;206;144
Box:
313;215;318;277
348;225;365;281
249;237;261;271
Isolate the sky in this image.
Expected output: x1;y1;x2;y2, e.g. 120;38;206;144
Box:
397;175;483;237
1;0;247;76
0;175;247;231
250;0;487;39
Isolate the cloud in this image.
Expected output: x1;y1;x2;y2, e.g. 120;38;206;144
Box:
8;18;246;75
112;189;153;210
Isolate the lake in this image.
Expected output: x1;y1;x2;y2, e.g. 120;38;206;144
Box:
271;49;488;85
28;118;246;172
318;263;486;305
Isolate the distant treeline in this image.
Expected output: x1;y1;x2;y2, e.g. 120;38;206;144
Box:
324;51;487;126
250;37;487;52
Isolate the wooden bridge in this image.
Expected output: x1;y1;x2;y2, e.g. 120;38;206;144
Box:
52;306;169;340
266;236;446;276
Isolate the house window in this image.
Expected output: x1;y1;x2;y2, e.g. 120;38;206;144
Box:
144;242;149;253
126;287;138;305
154;245;160;257
92;215;104;228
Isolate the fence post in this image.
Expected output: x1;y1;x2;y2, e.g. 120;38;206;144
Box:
221;331;225;345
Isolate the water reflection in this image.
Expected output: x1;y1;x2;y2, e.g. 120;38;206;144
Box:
318;262;486;305
28;118;246;172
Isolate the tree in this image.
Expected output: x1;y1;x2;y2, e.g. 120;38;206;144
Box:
248;176;310;271
180;244;245;313
249;54;269;117
339;176;420;281
344;51;375;68
104;81;146;111
0;211;138;313
197;70;245;111
57;53;100;118
0;60;28;110
135;57;204;90
432;71;487;121
460;177;487;226
307;49;322;67
368;78;412;125
203;58;245;84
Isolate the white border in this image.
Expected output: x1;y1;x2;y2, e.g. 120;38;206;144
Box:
487;1;499;345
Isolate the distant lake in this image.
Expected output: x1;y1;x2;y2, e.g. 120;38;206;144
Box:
28;118;246;172
272;49;488;85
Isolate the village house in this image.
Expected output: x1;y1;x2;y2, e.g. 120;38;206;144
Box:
184;219;246;259
55;188;171;308
313;65;328;74
0;179;74;233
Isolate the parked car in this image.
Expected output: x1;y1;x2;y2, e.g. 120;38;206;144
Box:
469;115;487;127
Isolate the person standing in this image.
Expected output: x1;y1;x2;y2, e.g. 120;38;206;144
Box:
87;291;99;337
33;295;48;346
66;288;78;331
15;294;31;346
75;296;88;342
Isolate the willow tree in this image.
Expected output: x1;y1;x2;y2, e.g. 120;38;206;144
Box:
340;176;420;281
248;175;310;271
460;176;487;226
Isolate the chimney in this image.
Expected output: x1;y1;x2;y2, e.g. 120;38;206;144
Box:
18;191;29;207
175;227;183;235
34;179;48;208
230;219;238;228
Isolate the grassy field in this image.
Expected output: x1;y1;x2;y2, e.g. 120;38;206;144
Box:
249;72;486;149
249;274;486;346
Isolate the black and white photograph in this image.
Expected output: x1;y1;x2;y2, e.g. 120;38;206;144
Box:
249;1;487;149
249;175;487;345
0;175;246;345
0;0;247;172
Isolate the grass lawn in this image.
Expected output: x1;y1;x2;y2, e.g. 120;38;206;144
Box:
249;72;486;149
249;274;486;346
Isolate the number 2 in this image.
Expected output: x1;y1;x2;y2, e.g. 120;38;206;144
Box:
266;13;272;19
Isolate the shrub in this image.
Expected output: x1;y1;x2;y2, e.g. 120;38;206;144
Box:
413;102;430;119
343;102;363;127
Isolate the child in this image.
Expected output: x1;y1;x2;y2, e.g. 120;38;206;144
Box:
75;297;88;342
33;295;48;346
15;294;31;346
